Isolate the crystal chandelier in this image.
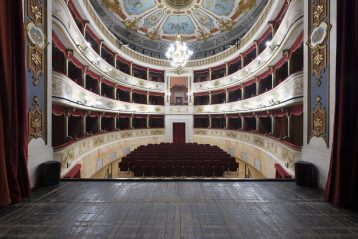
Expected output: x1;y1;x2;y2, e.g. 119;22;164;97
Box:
166;35;193;70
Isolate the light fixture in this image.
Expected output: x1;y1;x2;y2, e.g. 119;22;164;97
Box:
266;40;279;50
78;41;91;51
166;35;193;69
165;0;193;73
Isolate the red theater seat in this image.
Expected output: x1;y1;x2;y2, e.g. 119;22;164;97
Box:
119;143;238;177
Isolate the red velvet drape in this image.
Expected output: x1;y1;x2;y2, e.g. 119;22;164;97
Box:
0;0;31;207
173;123;185;144
324;1;358;210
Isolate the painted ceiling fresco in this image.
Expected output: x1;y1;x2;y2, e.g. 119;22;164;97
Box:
90;0;267;59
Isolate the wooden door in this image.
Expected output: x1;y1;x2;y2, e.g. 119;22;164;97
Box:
172;123;185;144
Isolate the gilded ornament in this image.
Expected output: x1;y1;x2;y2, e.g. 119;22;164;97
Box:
197;28;210;41
312;0;326;26
124;18;139;31
312;96;326;138
146;28;161;40
28;46;43;86
31;5;42;21
28;0;42;26
313;52;323;66
235;0;256;16
102;0;126;19
28;96;44;141
26;22;46;48
218;18;234;31
311;45;326;85
31;52;42;65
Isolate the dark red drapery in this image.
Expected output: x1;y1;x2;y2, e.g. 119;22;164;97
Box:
324;1;358;210
0;0;31;207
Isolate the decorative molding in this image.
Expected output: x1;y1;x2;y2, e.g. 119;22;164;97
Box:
52;1;165;92
28;0;42;26
193;129;302;175
192;0;303;92
27;46;43;86
307;0;330;146
194;72;303;114
52;72;165;114
26;0;48;144
53;129;165;173
69;0;282;68
28;96;44;141
312;96;326;137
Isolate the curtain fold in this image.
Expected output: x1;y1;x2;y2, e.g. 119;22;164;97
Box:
324;1;358;210
0;0;31;207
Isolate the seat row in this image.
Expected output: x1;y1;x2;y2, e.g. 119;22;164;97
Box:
119;143;238;177
119;163;238;177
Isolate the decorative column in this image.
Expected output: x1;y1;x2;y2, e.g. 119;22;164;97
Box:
209;68;212;81
225;115;229;129
130;63;133;76
268;21;275;36
83;21;89;38
255;116;259;132
98;115;102;132
254;40;259;56
64;114;69;138
208;115;212;128
82;116;87;135
187;73;194;105
283;49;292;76
241;116;245;130
146;115;150;128
271;115;275;135
225;63;229;76
82;66;88;88
241;85;245;99
129;90;133;102
256;78;260;95
130;115;133;129
65;57;69;76
208;92;212;104
147;68;150;81
269;66;276;88
114;54;118;69
113;84;117;99
99;40;104;56
98;77;103;96
147;92;150;104
287;115;292;139
225;89;229;103
114;116;118;130
240;54;244;69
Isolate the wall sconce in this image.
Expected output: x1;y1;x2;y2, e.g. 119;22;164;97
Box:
78;41;91;51
266;41;279;51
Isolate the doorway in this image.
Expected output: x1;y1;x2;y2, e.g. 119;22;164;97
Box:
173;123;185;144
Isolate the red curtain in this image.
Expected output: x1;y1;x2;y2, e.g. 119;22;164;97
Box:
0;0;31;207
324;1;358;210
173;123;185;144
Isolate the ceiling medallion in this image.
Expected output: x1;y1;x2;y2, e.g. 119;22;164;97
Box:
166;35;193;74
164;0;194;8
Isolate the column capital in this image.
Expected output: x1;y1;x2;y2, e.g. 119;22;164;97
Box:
283;49;292;60
268;65;276;73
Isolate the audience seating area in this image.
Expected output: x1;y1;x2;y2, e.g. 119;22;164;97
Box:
119;143;239;177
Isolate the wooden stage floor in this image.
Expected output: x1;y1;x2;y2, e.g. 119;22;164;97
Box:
0;180;357;238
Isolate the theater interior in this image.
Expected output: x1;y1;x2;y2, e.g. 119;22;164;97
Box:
0;0;357;238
